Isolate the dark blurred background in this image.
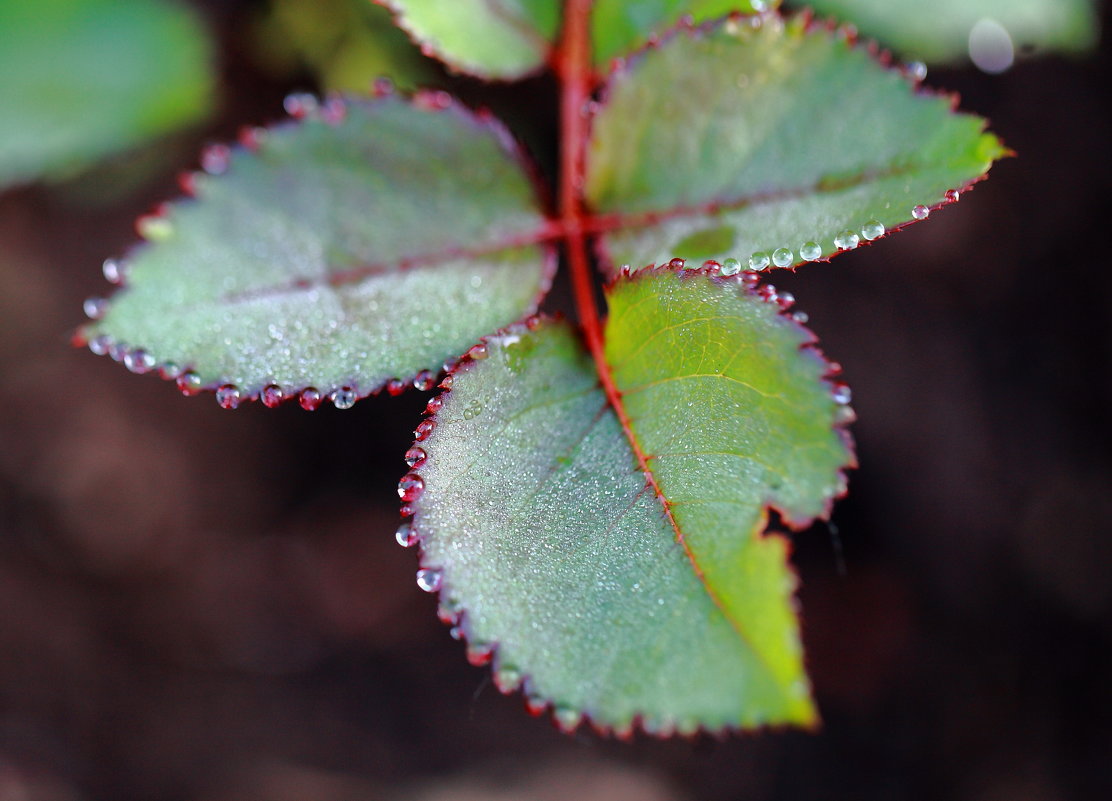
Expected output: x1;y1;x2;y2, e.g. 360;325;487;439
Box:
1;2;1110;800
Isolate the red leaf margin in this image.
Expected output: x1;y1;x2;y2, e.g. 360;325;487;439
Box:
398;261;857;738
74;86;560;410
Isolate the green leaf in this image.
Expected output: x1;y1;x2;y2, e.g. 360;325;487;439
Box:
796;0;1099;65
591;0;781;68
409;268;853;733
0;0;215;189
379;0;560;80
585;14;1007;273
253;0;437;93
84;95;554;405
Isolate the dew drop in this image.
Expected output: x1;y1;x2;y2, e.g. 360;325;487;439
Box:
386;378;407;396
494;666;523;692
159;362;183;380
88;335;111;356
799;241;821;262
772;248;794;268
102;257;127;284
778;291;796;308
449;625;463;640
791;311;809;324
425;396;443;414
261;384;284;408
748;251;770;271
702;260;720;271
177;370;202;395
912;204;930;220
834;230;860;251
109;343;128;362
124;348;155;374
968;17;1014;74
398;472;425;502
438;375;453;390
525;695;547;716
413;370;436;391
405;447;427;468
720;257;742;276
907;60;927;81
415;567;441;593
945;189;961;203
215;384;242;409
466;642;494;666
395;521;417;548
200;143;231;175
299;387;322;411
331;386;356;409
468;343;488;361
414;419;436;441
84;296;108;320
861;220;885;241
835;405;857;425
283;92;317;118
831;383;853;405
668;258;686;270
553;706;583;733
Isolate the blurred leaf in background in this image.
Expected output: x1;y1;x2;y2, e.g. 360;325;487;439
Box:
252;0;438;93
0;0;216;190
795;0;1099;70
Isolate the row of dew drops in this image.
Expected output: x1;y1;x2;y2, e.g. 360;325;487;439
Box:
718;200;939;274
85;255;442;411
389;303;851;736
387;329;599;732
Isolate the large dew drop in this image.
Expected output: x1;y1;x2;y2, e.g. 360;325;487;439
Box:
123;349;155;374
215;384;242;410
861;220;885;241
799;242;821;262
415;567;442;593
772;248;794;268
398;473;425;502
834;230;860;251
720;258;742;276
331;387;356;410
395;521;417;548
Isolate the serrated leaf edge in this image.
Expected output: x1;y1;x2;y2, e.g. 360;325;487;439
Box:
76;88;560;410
373;0;555;81
401;264;855;737
585;9;1009;276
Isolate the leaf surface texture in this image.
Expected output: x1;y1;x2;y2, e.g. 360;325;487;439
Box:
412;270;853;731
86;97;553;400
586;15;1006;271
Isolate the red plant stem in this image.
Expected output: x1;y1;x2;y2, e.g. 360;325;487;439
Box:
555;2;734;624
558;0;625;417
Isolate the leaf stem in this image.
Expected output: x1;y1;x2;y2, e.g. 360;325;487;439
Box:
558;0;623;414
556;6;741;629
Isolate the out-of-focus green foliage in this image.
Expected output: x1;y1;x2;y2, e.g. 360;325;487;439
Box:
252;0;437;93
0;0;215;190
796;0;1098;65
